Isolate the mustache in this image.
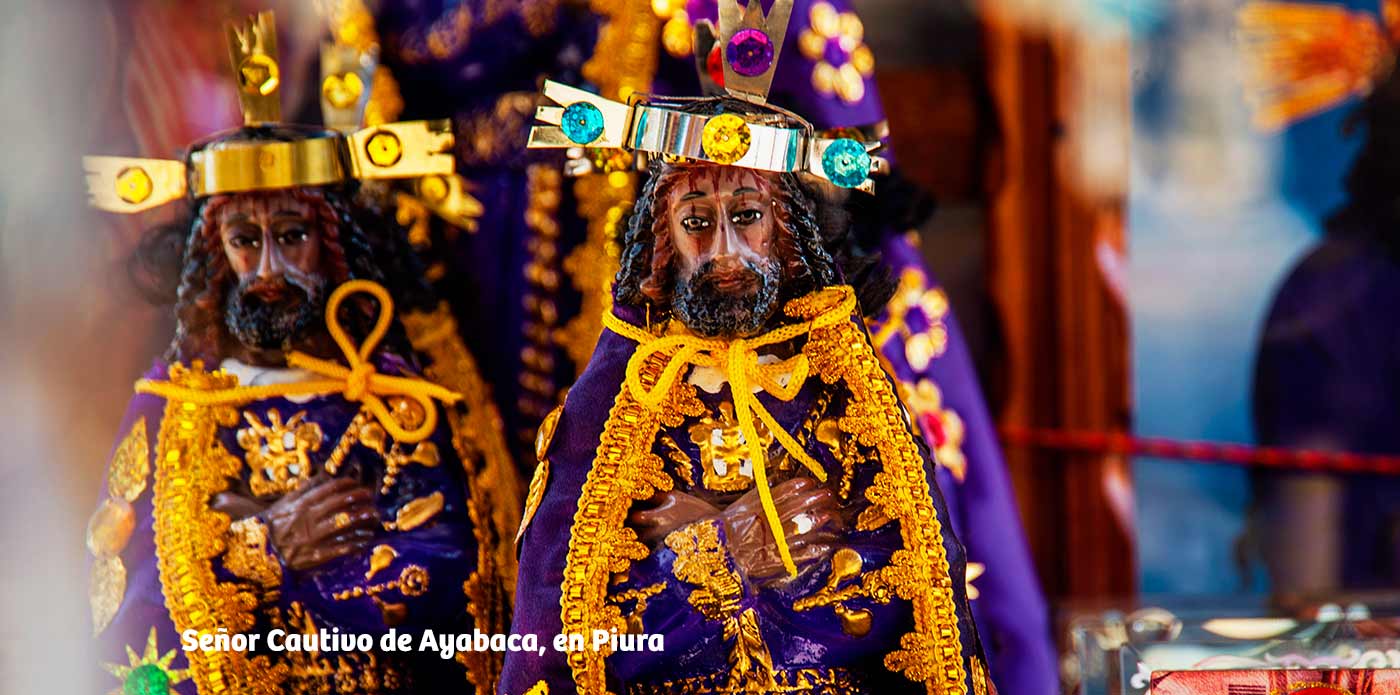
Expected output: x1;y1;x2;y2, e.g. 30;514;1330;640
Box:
224;274;325;351
672;257;782;338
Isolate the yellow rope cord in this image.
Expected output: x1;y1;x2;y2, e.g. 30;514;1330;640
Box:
602;287;858;576
136;280;461;444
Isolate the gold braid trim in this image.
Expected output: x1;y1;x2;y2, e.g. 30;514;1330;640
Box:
558;340;702;694
563;287;966;694
152;363;285;694
794;289;967;694
402;303;520;693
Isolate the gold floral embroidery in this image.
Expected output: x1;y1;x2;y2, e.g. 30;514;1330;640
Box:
799;1;875;104
794;288;967;691
366;545;398;581
688;402;774;493
237;409;323;496
224;517;283;588
564;287;967;693
557;342;702;693
665;521;743;622
517;457;550;549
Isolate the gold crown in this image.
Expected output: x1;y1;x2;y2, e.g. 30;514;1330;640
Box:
527;0;885;192
85;11;455;214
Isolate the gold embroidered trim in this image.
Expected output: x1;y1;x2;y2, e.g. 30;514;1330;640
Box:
224;517;283;588
557;343;702;693
664;520;743;622
332;564;430;600
151;362;283;694
563;287;967;694
625;666;862;695
795;288;967;692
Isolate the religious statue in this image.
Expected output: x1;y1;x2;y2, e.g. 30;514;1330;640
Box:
504;2;994;693
338;0;1052;686
83;12;517;694
652;3;1055;690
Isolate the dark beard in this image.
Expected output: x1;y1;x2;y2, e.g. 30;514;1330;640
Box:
672;259;781;338
224;275;325;353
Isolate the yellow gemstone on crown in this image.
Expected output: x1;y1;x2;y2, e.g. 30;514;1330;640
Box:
237;54;280;96
322;71;365;109
114;167;153;204
701;114;752;165
365;131;404;167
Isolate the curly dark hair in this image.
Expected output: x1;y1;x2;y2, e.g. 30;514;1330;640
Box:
128;126;434;365
614;97;894;318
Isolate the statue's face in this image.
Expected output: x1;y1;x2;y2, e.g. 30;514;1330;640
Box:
665;167;782;337
216;190;329;354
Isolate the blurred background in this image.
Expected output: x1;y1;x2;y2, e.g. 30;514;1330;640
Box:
2;0;1395;693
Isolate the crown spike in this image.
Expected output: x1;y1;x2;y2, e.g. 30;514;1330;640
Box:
717;0;794;104
320;42;379;133
227;11;282;125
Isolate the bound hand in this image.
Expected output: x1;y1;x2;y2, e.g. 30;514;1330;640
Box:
719;477;844;585
263;475;381;572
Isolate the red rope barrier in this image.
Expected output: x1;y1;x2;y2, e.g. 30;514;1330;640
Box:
998;426;1400;476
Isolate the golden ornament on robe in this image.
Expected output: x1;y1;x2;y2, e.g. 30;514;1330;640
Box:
86;498;136;557
89;554;126;636
386;491;444;531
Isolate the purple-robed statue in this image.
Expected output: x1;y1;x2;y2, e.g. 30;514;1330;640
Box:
363;0;1052;690
84;12;517;694
651;3;1055;692
504;3;994;692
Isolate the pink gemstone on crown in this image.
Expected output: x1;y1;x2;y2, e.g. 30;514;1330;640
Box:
726;28;775;77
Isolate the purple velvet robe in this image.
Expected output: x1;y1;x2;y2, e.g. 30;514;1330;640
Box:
654;2;1057;692
91;359;497;694
502;301;988;694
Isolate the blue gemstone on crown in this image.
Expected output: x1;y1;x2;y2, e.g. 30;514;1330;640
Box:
821;138;871;189
561;101;605;145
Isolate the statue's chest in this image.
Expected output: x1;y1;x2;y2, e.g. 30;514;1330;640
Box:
215;397;441;496
655;388;847;502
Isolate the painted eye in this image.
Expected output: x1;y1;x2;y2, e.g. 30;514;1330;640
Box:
681;216;711;233
731;209;763;226
229;234;261;250
276;226;309;245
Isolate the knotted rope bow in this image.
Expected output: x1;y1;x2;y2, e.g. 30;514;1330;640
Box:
603;286;858;577
137;279;461;444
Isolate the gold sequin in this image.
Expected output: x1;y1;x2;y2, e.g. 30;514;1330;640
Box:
385;491;444;532
108;417;150;502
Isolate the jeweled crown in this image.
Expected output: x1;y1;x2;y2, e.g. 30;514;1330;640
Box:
85;10;455;214
526;0;885;193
